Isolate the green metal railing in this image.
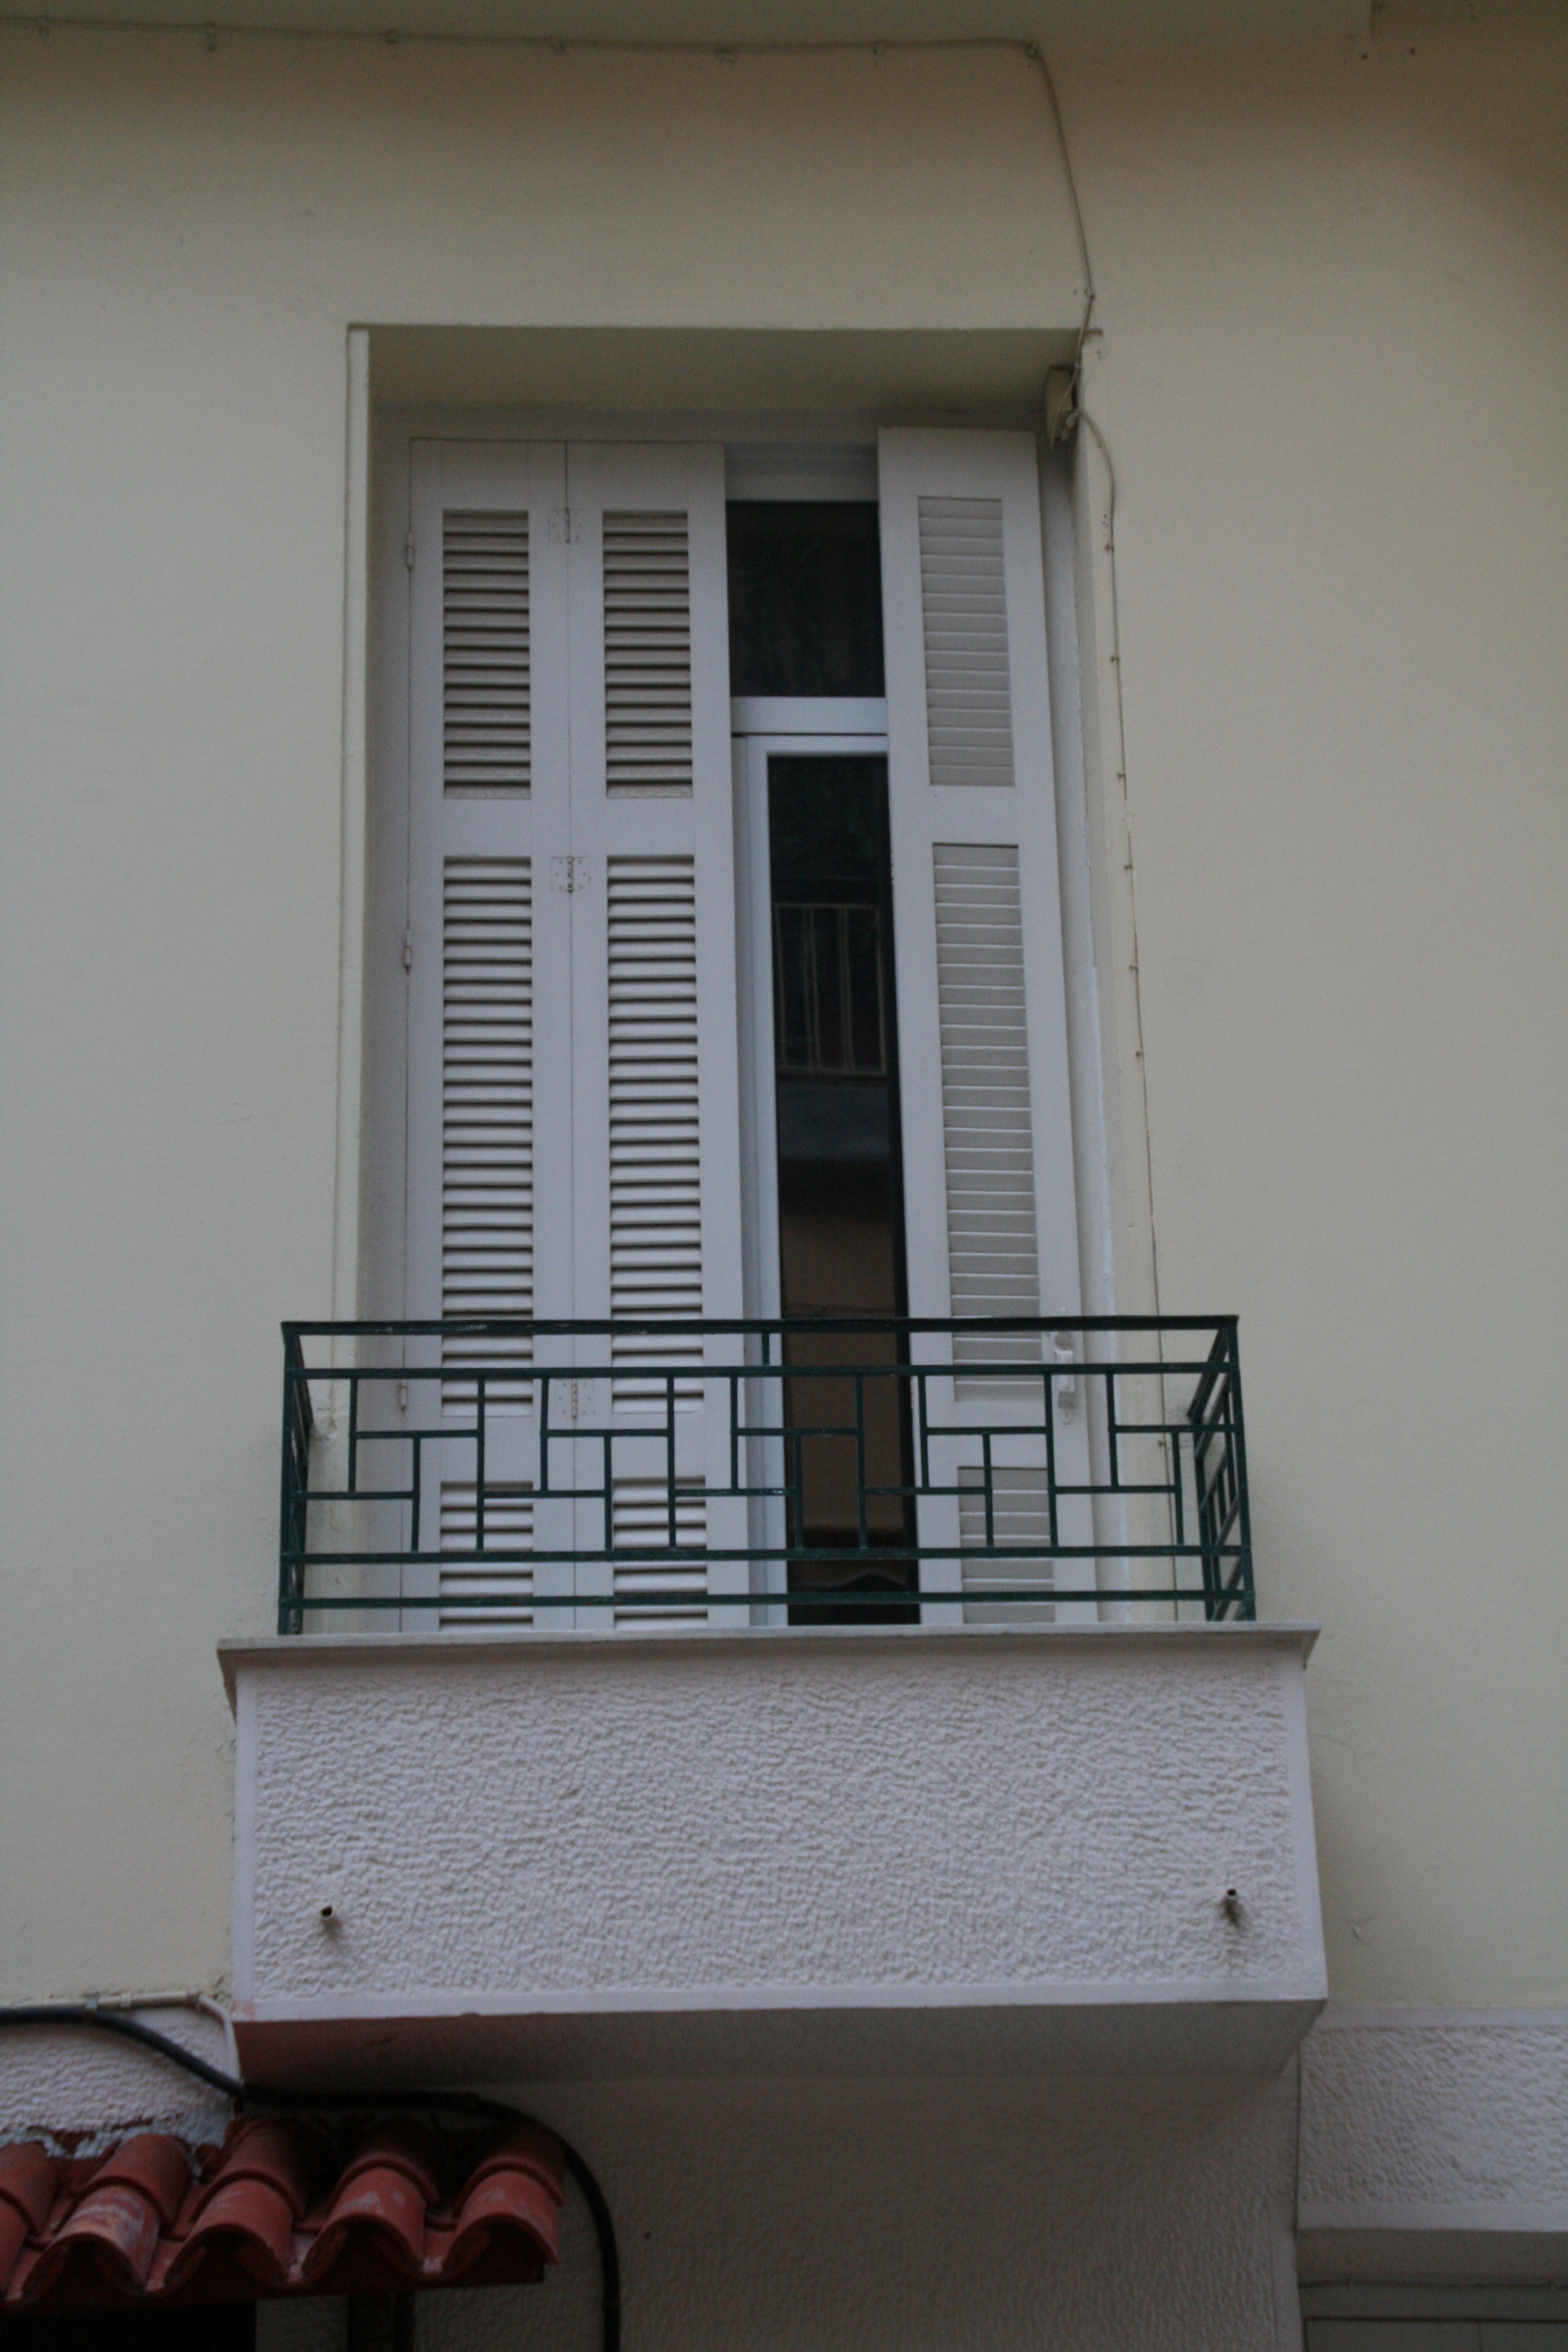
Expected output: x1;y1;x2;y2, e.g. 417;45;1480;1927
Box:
279;1317;1253;1631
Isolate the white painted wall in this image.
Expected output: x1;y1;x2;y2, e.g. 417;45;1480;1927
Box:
1298;2008;1568;2279
251;2071;1304;2352
1055;2;1568;2008
224;1626;1324;2079
0;0;1564;2045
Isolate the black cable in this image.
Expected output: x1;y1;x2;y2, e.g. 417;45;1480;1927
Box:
0;2007;245;2099
560;2139;622;2352
0;2008;619;2352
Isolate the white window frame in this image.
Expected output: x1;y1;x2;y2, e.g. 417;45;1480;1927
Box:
362;408;1120;1625
731;708;890;1605
730;705;891;1333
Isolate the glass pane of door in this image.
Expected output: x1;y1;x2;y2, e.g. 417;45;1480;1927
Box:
766;753;916;1624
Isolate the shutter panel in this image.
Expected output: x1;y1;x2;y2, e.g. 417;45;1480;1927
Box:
564;442;748;1617
403;439;750;1627
405;440;575;1621
877;428;1093;1614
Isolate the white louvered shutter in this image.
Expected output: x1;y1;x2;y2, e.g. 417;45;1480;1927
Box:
405;440;576;1624
563;442;748;1621
877;428;1093;1619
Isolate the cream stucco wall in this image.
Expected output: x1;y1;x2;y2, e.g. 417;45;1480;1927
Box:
1;0;1564;2031
1059;4;1568;2006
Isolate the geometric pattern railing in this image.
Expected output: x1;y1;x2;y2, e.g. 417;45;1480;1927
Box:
280;1316;1253;1632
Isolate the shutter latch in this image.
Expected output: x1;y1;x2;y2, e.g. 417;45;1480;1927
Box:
403;929;414;972
404;531;416;572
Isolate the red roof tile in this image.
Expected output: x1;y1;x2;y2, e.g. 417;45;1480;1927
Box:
0;2114;561;2316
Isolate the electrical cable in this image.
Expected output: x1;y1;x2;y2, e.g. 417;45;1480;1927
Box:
1024;42;1096;367
1;14;1090;373
1074;403;1161;1327
0;2007;621;2352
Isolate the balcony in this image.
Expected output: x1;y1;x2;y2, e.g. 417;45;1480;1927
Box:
276;1315;1256;1630
223;1319;1324;2085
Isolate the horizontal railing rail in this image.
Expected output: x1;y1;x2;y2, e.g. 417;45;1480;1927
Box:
278;1317;1253;1632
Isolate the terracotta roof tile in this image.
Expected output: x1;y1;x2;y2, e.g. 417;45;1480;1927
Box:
0;2114;562;2316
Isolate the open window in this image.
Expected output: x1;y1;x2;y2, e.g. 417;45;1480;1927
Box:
368;422;1089;1627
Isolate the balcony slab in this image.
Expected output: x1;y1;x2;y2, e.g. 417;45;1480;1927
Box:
221;1623;1325;2084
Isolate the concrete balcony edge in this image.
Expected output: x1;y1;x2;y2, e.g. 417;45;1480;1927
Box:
220;1619;1321;1705
224;1620;1325;2085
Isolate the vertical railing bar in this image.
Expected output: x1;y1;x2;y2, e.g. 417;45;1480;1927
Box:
347;1373;358;1499
667;1371;677;1550
855;1373;867;1550
792;1424;805;1570
279;1348;298;1635
410;1432;422;1557
475;1374;486;1553
1107;1365;1121;1489
1212;1374;1232;1616
1044;1367;1059;1551
1170;1416;1184;1554
1227;1323;1255;1621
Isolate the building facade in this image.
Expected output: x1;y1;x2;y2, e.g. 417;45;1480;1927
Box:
2;1;1566;2345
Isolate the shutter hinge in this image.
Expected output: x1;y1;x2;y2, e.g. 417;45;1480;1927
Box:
547;507;581;544
404;531;416;572
403;929;414;972
551;857;589;895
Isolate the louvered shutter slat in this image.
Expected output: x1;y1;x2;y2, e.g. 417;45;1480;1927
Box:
439;1483;534;1625
918;498;1016;789
934;844;1042;1366
610;1479;707;1621
441;855;532;1399
607;855;704;1399
603;513;694;792
958;1466;1054;1622
443;514;531;792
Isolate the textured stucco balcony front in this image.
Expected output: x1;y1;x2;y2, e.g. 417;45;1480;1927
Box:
220;1624;1325;2085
